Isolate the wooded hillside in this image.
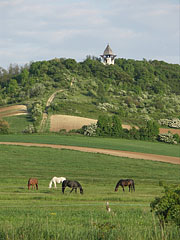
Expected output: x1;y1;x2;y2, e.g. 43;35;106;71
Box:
0;57;179;125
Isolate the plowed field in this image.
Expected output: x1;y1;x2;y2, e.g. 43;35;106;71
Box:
50;115;97;132
0;105;27;118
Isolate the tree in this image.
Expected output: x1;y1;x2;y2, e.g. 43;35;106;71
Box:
139;120;159;140
111;115;123;136
96;115;112;136
30;83;45;97
6;79;19;95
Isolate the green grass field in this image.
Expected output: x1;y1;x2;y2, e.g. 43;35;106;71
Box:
0;143;180;239
0;134;179;157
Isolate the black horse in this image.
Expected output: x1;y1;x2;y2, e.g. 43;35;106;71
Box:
115;179;135;192
62;180;83;194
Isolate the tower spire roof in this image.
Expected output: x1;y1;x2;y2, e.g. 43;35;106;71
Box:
103;44;114;56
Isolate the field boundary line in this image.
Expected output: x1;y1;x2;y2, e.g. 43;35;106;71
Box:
0;141;180;165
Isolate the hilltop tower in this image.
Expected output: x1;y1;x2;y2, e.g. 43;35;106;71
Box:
100;44;116;65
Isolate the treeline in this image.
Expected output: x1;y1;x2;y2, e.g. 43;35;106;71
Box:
80;115;180;144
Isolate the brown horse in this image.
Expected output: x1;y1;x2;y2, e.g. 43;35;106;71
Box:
28;178;38;190
115;179;135;192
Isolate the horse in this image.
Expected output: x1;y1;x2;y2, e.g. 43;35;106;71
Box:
62;180;83;194
49;177;66;188
115;179;135;192
28;178;38;190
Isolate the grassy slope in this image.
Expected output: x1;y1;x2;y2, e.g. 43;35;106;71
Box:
0;144;180;239
3;115;32;133
0;134;179;157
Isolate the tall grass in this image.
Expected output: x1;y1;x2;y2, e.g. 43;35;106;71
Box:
0;145;180;239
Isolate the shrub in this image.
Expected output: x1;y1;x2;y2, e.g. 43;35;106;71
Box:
0;119;9;134
157;132;177;144
129;127;140;140
158;118;180;129
23;124;36;134
150;185;180;227
82;123;97;136
173;133;180;143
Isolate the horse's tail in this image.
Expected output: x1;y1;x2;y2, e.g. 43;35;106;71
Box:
77;182;83;194
132;180;135;191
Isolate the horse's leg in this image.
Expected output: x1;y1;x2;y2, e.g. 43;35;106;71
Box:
36;184;38;190
70;188;74;193
54;181;57;188
75;188;77;193
62;186;65;194
122;186;125;192
129;185;130;192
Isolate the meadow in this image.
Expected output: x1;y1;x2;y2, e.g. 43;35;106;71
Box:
0;142;180;240
0;134;179;157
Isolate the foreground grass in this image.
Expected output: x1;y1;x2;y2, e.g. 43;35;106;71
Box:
0;134;179;157
0;145;180;239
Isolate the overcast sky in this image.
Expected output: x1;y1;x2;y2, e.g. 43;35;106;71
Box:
0;0;179;69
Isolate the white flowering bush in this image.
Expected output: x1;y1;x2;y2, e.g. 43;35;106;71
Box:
82;123;97;136
158;118;180;129
23;124;36;134
97;103;116;111
118;90;127;96
157;132;177;144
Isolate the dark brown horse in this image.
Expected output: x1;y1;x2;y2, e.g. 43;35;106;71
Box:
115;179;135;192
28;178;38;190
62;180;83;194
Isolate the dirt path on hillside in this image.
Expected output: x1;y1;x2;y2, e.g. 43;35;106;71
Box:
39;90;63;132
0;142;179;165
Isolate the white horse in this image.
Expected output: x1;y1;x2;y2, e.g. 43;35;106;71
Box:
49;177;66;188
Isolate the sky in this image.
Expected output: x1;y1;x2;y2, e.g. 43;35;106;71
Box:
0;0;179;69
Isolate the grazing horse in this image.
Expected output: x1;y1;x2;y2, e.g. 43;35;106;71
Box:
115;179;135;192
28;178;38;190
49;177;66;188
62;180;83;194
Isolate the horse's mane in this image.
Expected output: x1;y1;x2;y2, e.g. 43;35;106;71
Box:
115;180;122;189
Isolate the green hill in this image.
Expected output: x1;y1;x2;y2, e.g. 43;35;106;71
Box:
0;57;180;126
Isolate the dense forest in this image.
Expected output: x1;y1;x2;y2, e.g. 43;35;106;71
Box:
0;57;180;126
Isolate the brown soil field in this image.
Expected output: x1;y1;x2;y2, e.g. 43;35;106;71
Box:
0;142;179;165
50;115;97;132
0;105;27;118
159;128;180;135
